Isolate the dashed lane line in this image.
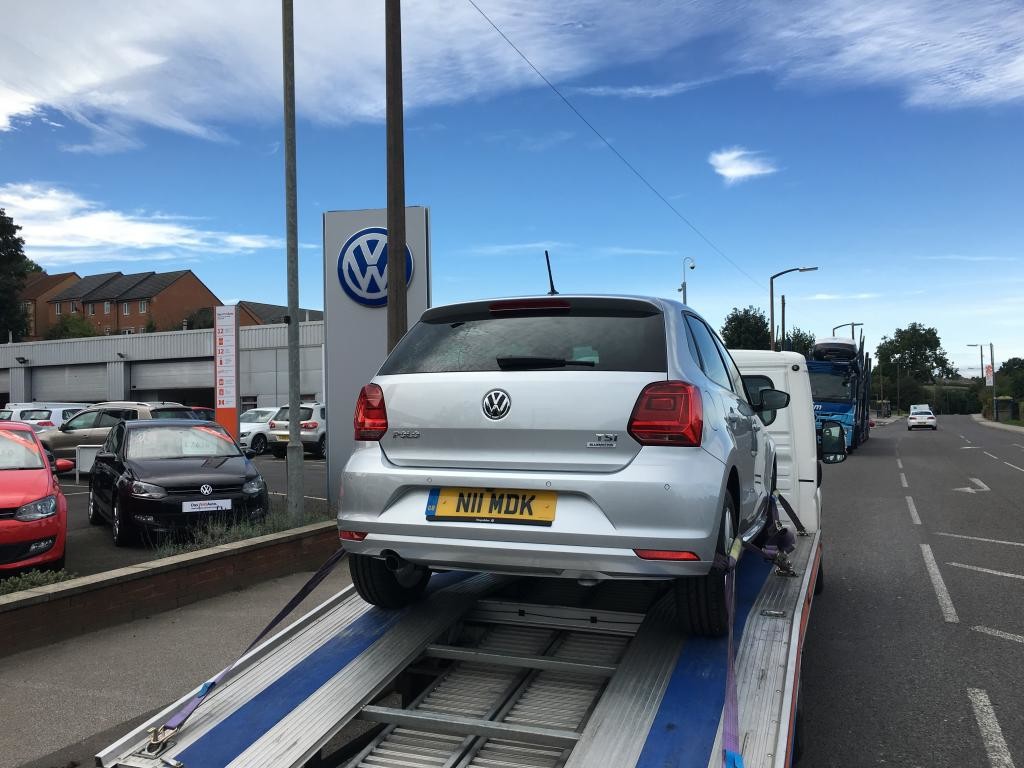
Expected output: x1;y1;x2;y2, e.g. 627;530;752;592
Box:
897;458;904;469
948;562;1024;582
967;688;1017;768
1013;443;1024;450
1005;462;1024;473
972;626;1024;646
984;452;1000;460
900;472;909;488
906;496;921;525
936;532;1024;548
920;544;959;623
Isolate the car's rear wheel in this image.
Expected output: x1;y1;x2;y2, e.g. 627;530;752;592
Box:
674;493;737;637
251;434;267;455
87;486;103;525
349;553;430;609
317;435;327;459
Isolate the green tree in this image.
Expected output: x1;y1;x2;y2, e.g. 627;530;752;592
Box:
1;208;43;342
45;314;99;339
184;307;214;330
875;323;956;383
780;327;816;358
720;305;770;350
143;318;157;333
997;357;1024;398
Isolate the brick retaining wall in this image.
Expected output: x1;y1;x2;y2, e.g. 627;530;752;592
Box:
0;521;339;659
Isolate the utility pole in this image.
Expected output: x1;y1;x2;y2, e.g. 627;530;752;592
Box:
385;0;408;352
280;0;303;519
990;343;997;419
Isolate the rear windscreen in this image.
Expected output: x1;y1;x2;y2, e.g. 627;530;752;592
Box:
275;407;313;421
381;311;667;374
21;410;51;420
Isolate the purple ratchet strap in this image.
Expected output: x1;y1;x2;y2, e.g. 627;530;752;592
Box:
155;545;347;741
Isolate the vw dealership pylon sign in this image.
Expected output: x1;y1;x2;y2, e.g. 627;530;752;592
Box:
323;207;431;508
338;226;414;307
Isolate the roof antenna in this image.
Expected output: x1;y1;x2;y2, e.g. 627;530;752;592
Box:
544;250;559;295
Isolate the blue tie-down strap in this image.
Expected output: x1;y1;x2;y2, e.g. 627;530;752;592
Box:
725;749;746;768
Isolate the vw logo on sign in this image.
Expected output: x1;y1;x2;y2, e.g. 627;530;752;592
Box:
200;484;213;496
337;227;414;307
482;389;511;420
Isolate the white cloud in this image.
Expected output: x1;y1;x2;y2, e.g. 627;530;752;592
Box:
0;183;283;267
571;79;714;98
471;240;575;256
708;147;778;185
1;2;1021;151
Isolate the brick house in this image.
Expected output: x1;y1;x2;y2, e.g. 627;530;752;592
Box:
18;271;80;340
236;300;323;327
46;270;222;335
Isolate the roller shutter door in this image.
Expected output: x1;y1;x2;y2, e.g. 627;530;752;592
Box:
32;365;107;401
131;360;213;389
0;369;8;395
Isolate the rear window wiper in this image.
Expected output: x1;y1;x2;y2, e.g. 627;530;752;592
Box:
496;356;596;370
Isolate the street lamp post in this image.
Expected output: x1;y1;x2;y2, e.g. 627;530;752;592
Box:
968;343;994;417
770;267;819;350
678;257;696;304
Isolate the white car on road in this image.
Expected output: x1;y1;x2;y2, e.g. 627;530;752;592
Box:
907;410;937;430
237;407;279;455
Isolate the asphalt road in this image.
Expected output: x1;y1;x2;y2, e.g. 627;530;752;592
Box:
58;454;330;577
802;415;1024;767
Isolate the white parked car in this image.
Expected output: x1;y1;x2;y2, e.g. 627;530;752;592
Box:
0;402;89;431
907;410;937;430
237;407;279;455
268;402;328;459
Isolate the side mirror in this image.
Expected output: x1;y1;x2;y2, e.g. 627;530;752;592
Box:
820;420;847;464
755;388;790;426
59;423;70;432
94;450;115;463
55;458;75;473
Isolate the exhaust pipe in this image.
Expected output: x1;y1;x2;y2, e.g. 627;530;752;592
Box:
382;551;405;573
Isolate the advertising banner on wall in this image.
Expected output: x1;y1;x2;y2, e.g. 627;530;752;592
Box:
323;207;431;508
214;305;240;438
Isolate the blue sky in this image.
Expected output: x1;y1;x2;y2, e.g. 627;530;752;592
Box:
1;0;1022;373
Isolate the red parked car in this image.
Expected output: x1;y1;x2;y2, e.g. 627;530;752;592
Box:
0;422;74;573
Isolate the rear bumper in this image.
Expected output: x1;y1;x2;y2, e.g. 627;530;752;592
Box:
338;442;729;580
268;431;320;450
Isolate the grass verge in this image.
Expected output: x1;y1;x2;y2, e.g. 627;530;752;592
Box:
150;494;333;559
0;568;77;597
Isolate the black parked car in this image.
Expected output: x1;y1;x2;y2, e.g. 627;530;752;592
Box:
88;420;269;546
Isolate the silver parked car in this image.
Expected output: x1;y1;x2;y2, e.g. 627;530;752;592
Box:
337;296;788;635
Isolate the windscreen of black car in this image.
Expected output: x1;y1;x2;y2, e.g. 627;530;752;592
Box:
127;425;241;460
0;428;44;470
380;310;667;374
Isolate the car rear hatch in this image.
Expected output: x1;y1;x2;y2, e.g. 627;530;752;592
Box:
373;297;669;473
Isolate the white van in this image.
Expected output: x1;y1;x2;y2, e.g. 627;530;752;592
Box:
730;350;822;530
0;402;91;429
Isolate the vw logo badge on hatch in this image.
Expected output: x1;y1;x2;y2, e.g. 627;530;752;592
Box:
482;389;511;420
337;227;414;308
200;484;214;496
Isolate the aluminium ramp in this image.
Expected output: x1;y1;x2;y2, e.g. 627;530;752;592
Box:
99;534;819;768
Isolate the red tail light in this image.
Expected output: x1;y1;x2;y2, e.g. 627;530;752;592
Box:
37;421;55;427
354;383;387;440
634;549;700;561
300;421;319;430
628;381;703;447
339;530;367;541
269;420;279;429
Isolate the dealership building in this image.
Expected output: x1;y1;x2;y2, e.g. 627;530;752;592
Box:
0;320;325;411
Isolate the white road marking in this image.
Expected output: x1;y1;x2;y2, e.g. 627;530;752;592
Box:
920;544;959;623
972;626;1024;646
964;438;972;444
984;452;1000;460
1004;462;1024;473
64;491;89;496
967;688;1017;768
897;458;904;469
953;478;991;494
937;532;1024;548
1013;443;1024;450
269;491;329;502
905;496;921;525
948;562;1024;582
900;473;909;488
961;446;981;450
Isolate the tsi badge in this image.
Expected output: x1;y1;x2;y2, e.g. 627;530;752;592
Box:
337;226;414;307
587;433;618;449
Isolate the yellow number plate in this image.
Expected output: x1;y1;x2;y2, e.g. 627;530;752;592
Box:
426;487;556;526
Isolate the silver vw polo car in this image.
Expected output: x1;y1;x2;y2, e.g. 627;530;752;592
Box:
338;296;788;635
